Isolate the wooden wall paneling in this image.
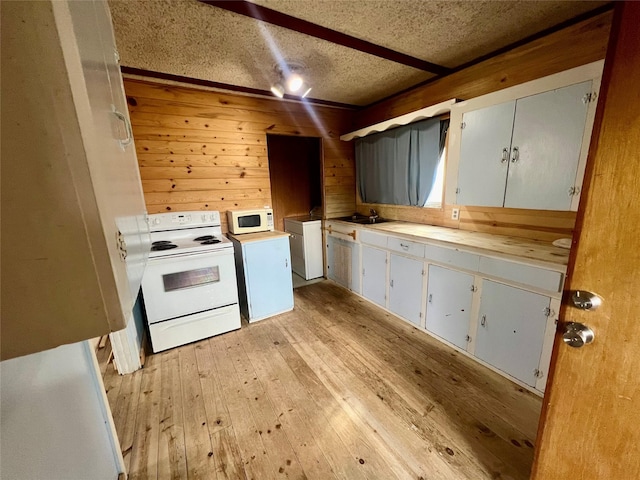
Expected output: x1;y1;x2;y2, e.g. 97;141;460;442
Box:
124;78;355;229
354;11;612;129
347;12;611;240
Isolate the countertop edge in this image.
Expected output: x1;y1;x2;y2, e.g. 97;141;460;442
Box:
326;219;569;270
228;230;290;244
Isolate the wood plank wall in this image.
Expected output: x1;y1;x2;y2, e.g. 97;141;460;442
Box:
352;10;613;242
123;79;356;232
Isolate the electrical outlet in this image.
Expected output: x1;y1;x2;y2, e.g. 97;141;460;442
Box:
451;208;460;220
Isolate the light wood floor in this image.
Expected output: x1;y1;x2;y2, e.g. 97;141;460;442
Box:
101;281;542;480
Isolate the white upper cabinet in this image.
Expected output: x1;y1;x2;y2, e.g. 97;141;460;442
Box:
2;0;150;360
457;101;516;207
458;81;591;210
505;81;592;210
448;63;602;211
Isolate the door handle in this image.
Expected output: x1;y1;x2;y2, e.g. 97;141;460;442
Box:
501;147;509;163
562;322;595;348
510;146;519;163
112;105;133;149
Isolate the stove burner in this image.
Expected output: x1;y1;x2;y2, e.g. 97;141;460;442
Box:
152;240;173;246
151;243;178;251
200;239;221;245
194;235;215;241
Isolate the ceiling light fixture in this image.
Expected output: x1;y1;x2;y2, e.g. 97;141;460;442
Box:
271;62;311;99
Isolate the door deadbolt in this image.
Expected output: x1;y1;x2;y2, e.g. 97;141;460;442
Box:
562;322;595;348
571;290;602;311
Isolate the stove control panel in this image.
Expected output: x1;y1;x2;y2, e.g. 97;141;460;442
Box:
172;214;192;223
148;211;222;231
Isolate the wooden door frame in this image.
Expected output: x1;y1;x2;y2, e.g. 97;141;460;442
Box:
532;2;640;477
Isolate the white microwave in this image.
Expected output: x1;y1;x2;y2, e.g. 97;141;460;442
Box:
227;208;274;234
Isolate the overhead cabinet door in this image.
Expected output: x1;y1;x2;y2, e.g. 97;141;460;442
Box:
475;281;549;387
505;81;592;210
456;80;594;211
457;101;516;207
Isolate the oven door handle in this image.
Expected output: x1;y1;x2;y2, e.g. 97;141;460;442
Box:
151;304;237;328
148;248;233;263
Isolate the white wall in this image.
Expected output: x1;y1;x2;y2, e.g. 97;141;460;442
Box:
0;341;121;479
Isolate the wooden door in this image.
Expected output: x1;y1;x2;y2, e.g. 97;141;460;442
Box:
505;81;592;211
533;3;640;478
388;254;424;325
425;265;474;349
266;135;322;231
457;101;515;207
475;281;549;387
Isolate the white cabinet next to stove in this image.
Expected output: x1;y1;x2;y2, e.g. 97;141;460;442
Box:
2;0;150;360
230;232;294;323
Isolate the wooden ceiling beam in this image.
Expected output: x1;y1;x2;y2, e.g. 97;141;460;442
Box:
200;0;452;76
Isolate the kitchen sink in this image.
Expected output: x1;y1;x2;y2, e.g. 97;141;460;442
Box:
334;215;392;225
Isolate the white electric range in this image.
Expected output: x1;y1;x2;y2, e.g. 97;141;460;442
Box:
141;211;240;352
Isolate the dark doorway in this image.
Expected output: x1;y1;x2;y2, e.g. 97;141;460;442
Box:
266;135;322;231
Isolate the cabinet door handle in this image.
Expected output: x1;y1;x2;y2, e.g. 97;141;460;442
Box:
428;293;432;303
501;147;509;163
112;105;133;149
481;315;487;327
400;243;409;250
285;259;288;268
510;146;519;163
390;279;394;287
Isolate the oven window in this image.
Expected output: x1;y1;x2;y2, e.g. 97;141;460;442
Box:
162;266;220;292
238;214;261;228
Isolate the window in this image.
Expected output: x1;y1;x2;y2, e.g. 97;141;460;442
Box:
355;118;449;208
424;146;446;208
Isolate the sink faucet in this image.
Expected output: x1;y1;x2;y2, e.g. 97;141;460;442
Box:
369;208;378;218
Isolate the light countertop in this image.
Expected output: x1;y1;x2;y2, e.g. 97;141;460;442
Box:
284;215;322;223
228;230;290;244
328;220;570;268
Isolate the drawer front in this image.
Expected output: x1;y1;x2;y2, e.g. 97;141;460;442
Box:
424;244;480;272
387;236;425;258
360;230;388;248
149;304;241;353
479;257;564;292
284;219;304;235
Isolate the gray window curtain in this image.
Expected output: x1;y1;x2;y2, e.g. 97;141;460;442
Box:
356;118;446;206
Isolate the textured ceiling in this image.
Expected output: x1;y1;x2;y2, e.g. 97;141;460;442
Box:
109;0;607;107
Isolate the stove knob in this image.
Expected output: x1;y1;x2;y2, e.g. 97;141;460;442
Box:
201;214;207;221
153;218;161;225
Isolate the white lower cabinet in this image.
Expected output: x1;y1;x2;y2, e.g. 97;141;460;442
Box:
362;245;388;307
425;265;474;350
474;280;550;387
345;226;562;394
327;235;360;293
285;218;323;280
389;254;424;325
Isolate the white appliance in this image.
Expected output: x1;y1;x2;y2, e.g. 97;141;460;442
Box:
141;211;240;352
227;208;274;234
